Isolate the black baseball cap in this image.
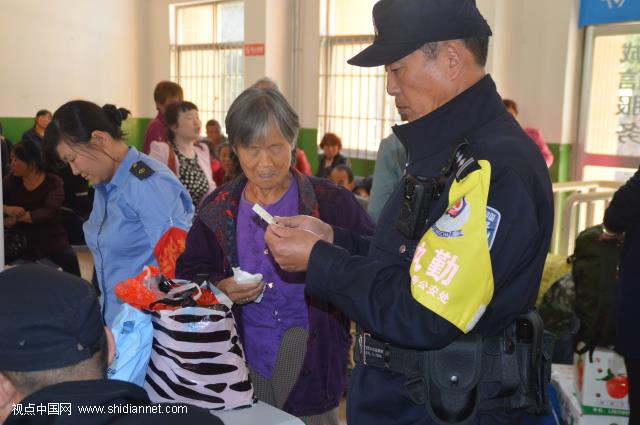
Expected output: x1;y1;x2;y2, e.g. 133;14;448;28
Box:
0;265;105;372
348;0;492;67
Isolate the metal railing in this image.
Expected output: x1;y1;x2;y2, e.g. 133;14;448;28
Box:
551;180;623;257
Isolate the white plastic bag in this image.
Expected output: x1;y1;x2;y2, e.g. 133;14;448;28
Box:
233;267;265;303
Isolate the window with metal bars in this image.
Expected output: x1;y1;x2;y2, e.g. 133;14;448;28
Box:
319;1;399;159
170;1;244;133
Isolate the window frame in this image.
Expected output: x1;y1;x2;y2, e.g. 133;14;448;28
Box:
170;1;244;133
318;18;399;159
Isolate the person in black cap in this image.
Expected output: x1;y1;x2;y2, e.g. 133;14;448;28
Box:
264;0;554;424
0;264;223;425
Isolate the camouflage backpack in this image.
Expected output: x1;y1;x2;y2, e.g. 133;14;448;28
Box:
537;272;578;337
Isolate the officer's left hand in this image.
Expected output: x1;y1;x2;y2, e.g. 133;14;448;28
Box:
265;223;321;272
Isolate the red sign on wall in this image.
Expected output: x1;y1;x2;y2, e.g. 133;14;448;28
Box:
244;43;265;56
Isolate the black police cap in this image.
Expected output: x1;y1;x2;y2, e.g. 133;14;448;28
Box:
0;265;105;372
348;0;492;67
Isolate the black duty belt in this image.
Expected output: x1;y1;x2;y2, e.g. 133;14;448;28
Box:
354;331;498;375
354;332;428;377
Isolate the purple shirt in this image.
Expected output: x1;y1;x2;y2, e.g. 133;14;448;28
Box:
237;178;308;379
176;170;376;416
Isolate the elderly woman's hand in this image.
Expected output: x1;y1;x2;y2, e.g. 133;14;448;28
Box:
265;223;322;272
274;215;333;243
217;276;265;304
3;206;26;218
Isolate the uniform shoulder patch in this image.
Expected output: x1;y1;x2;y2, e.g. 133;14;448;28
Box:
129;161;155;180
486;206;501;250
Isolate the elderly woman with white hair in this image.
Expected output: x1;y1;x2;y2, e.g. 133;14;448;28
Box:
176;87;374;424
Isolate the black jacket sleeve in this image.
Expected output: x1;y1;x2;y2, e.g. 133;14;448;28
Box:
604;167;640;233
306;240;462;350
331;226;372;256
305;166;547;350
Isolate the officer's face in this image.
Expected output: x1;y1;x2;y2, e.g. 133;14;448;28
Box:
236;122;292;192
386;47;457;122
56;140;114;185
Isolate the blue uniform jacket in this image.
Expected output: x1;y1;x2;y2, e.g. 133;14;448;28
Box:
603;165;640;359
305;75;554;424
84;147;194;326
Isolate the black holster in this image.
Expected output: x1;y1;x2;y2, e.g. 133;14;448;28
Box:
424;334;483;425
422;311;555;424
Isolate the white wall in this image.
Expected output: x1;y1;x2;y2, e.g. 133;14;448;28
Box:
0;0;145;116
296;0;583;144
244;0;295;101
477;0;582;145
1;0;583;148
144;0;181;118
145;0;297;117
297;0;321;128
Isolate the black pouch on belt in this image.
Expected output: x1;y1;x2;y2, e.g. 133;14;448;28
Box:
425;334;483;425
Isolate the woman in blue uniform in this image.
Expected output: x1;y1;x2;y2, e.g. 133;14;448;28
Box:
44;100;194;325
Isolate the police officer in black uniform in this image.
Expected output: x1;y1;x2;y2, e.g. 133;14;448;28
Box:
0;265;223;425
265;0;554;424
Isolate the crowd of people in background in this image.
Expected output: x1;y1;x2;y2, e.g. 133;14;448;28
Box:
1;83;555;277
0;72;561;425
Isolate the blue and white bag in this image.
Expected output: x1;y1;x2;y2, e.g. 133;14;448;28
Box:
107;304;153;386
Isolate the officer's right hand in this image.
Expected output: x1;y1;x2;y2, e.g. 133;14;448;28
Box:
217;277;264;305
274;215;333;243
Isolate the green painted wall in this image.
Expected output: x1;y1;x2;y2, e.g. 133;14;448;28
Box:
350;158;375;177
122;118;151;151
297;128;318;172
0;116;152;151
0;117;34;144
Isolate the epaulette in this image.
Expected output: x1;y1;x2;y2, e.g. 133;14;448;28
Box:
129;160;155;180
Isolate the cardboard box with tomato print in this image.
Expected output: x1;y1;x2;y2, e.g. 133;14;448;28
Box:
552;364;628;425
575;348;630;416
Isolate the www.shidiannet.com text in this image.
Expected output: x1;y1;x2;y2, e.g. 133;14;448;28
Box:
12;402;189;416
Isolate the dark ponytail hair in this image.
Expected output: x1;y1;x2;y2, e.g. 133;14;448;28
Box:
164;101;198;142
102;104;130;128
43;100;131;163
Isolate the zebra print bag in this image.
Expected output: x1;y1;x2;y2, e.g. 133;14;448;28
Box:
144;304;255;410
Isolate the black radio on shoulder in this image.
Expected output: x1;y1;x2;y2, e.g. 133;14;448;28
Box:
396;175;441;240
